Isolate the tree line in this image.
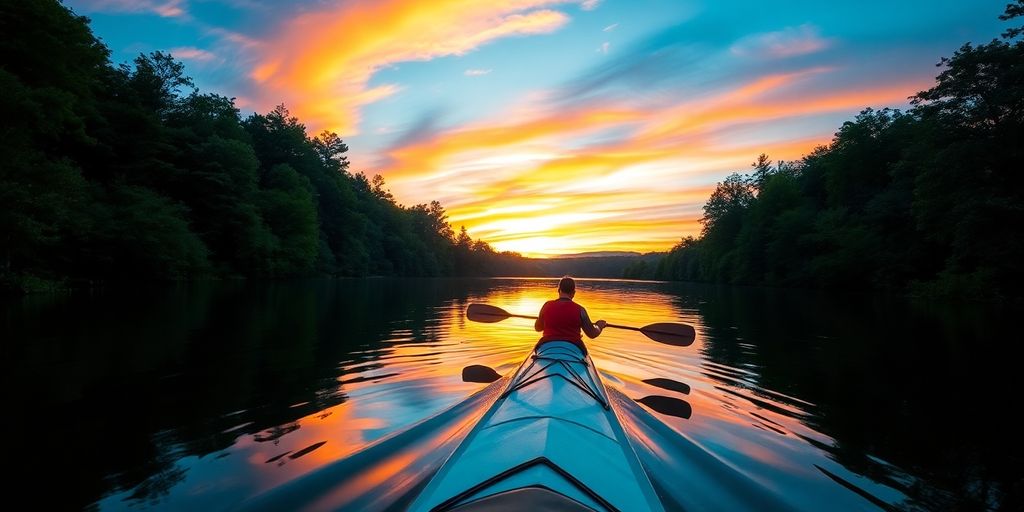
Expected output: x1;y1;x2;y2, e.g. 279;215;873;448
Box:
625;2;1023;300
5;1;1022;297
1;0;522;293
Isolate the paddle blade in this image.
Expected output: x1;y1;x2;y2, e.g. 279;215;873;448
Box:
640;322;696;346
636;395;693;419
642;377;691;395
466;303;511;323
462;364;501;383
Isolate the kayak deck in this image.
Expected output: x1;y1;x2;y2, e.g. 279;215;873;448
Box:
408;341;664;512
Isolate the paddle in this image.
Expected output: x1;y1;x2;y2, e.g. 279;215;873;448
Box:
636;395;692;419
642;377;690;395
462;364;501;383
465;303;696;347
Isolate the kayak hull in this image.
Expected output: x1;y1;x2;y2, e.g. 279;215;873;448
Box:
408;341;664;512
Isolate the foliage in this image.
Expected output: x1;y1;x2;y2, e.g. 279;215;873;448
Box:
5;1;1022;298
0;0;504;292
634;2;1024;299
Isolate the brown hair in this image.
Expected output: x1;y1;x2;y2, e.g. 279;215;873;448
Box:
558;276;576;295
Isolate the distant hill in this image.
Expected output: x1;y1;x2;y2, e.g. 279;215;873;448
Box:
550;251;642;259
491;251;665;278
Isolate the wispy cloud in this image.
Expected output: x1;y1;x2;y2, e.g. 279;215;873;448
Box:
730;24;832;59
170;46;216;62
214;0;268;11
153;0;184;17
205;27;261;49
379;65;927;255
73;0;187;18
71;0;1002;256
382;104;646;179
559;27;706;101
248;1;594;135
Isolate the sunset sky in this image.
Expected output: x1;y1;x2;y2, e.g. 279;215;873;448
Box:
68;0;1006;257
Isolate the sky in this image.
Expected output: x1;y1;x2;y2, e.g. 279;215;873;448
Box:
67;0;1009;257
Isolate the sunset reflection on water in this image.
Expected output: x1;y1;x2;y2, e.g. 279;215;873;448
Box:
7;278;1016;511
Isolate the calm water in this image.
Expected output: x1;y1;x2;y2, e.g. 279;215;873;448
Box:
5;278;1021;511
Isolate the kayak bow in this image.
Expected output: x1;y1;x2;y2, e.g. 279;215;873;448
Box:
408;341;665;512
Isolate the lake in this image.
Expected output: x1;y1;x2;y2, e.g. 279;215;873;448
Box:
5;278;1020;510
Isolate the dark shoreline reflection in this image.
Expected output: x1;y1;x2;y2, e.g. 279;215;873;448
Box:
658;281;1023;511
5;278;1022;511
5;279;497;510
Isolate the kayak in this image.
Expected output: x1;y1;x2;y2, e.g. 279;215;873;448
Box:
407;340;665;512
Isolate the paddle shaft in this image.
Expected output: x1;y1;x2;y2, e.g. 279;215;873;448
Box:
492;312;639;333
466;303;695;346
505;313;539;321
605;323;641;332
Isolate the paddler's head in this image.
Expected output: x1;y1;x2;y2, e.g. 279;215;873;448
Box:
558;276;576;299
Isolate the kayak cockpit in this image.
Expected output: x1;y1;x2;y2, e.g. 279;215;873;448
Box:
501;342;610;410
446;485;597;511
407;341;665;512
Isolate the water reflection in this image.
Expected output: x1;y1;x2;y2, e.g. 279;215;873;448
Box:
461;365;501;383
4;278;1021;510
635;395;693;419
643;377;691;395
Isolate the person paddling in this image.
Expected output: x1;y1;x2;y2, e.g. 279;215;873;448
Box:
534;276;607;354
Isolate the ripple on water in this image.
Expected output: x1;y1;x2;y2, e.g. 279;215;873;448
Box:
7;278;1009;511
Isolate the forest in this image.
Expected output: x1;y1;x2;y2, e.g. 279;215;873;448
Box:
1;0;529;294
3;1;1022;299
625;2;1023;300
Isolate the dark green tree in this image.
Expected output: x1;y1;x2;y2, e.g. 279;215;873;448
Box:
1;0;108;284
644;2;1023;299
258;164;319;275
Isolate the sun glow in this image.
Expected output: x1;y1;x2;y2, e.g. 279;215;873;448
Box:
75;0;966;257
374;55;923;256
491;236;565;258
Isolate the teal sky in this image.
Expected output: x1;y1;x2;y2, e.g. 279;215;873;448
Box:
67;0;1010;256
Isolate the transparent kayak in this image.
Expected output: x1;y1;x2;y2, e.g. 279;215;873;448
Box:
407;341;665;512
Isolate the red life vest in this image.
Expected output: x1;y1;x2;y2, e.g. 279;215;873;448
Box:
537;298;587;353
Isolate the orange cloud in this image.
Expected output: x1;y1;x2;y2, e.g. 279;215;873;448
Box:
433;136;827;257
377;71;915;256
251;1;589;135
384;104;647;181
642;80;924;140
